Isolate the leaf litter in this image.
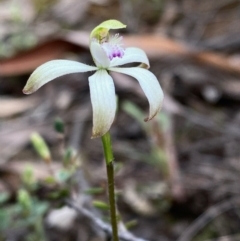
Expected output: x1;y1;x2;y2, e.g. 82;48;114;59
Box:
1;0;240;240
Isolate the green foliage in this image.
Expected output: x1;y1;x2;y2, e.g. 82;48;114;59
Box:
22;165;37;191
193;223;218;241
0;192;10;205
31;132;51;163
122;100;147;129
0;190;49;241
122;100;170;174
0;118;80;240
54;117;65;134
84;187;104;195
92;200;109;210
125;219;138;230
63;147;77;167
32;0;57;13
17;189;32;215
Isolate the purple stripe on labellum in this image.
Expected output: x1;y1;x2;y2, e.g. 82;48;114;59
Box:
101;34;125;60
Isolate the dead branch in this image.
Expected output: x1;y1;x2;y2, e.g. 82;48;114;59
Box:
177;196;240;241
66;200;150;241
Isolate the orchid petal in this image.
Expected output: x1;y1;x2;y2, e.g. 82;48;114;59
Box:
23;60;97;94
89;70;116;138
90;41;110;68
110;67;163;120
110;47;149;68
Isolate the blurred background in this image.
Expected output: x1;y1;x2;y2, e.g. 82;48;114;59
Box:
1;0;240;240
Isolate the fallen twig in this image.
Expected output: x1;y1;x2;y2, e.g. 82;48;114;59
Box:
177;196;240;241
66;200;150;241
205;233;240;241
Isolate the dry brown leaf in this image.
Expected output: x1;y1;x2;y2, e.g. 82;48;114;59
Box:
190;51;240;76
0;96;38;118
1;31;240;77
123;180;156;217
0;128;37;165
0;122;56;165
8;160;61;181
66;32;240;75
0;166;21;193
0;161;62;192
0;39;83;76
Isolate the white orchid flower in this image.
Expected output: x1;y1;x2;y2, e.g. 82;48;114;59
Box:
23;20;164;138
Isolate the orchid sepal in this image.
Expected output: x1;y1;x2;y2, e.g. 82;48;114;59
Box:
23;60;97;94
109;67;164;121
90;19;126;42
89;70;116;138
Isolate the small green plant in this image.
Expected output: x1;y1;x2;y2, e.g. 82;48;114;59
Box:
122;100;169;175
0;187;49;241
0;119;83;241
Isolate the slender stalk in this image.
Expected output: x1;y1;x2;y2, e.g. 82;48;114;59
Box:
101;132;119;241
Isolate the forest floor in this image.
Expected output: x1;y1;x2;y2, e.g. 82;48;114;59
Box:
1;0;240;241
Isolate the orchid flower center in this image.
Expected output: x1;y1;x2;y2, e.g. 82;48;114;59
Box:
101;34;125;61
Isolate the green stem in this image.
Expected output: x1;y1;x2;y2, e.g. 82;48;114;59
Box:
101;132;119;241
